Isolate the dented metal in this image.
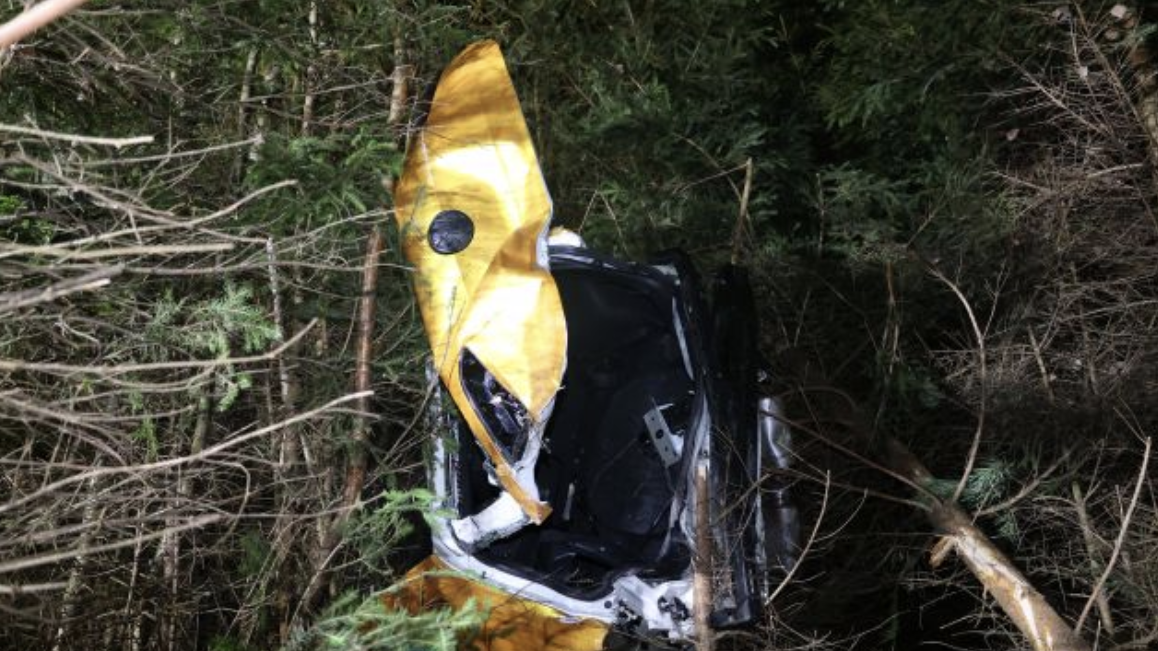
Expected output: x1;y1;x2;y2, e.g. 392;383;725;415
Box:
393;39;564;524
389;39;800;649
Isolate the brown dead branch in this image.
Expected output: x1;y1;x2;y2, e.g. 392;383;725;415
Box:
1075;435;1151;633
0;119;149;147
342;225;383;512
334;42;405;509
0;265;122;314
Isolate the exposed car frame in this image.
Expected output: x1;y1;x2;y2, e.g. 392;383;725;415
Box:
390;40;797;649
426;242;797;639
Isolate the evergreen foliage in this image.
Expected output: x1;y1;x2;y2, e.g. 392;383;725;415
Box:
3;0;1157;649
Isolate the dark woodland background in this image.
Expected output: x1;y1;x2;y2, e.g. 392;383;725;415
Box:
1;1;1156;649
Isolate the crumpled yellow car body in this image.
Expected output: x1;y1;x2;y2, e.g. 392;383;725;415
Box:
393;39;562;525
388;39;799;651
383;557;607;651
389;40;605;650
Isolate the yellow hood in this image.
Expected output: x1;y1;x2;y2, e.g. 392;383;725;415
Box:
392;40;564;522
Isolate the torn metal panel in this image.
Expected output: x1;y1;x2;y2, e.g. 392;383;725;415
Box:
389;39;801;648
393;40;564;524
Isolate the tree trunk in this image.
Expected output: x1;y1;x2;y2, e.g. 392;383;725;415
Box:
299;33;409;614
51;474;103;651
301;1;318;136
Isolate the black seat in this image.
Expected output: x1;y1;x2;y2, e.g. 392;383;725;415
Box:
468;255;695;597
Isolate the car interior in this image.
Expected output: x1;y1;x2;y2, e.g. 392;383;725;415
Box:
453;249;698;598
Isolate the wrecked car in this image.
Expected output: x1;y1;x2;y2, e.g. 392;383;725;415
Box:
388;40;799;650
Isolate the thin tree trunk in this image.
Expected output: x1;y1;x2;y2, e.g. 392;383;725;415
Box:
51;474;103;651
266;238;300;473
344;227;383;505
236;47;259;178
265;238;303;645
337;26;409;530
298;34;409;613
298;225;383;613
125;515;145;651
301;1;318;136
158;393;209;651
693;461;714;651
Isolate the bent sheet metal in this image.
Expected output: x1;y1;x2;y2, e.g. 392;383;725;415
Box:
389;39;607;650
382;557;608;651
392;40;565;525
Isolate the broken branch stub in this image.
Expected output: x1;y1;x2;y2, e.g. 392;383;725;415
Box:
883;433;1092;651
937;510;1089;651
782;348;1092;651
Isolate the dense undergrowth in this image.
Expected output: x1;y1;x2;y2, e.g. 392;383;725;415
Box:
1;1;1156;650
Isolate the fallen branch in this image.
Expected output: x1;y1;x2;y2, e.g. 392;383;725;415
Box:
783;354;1091;651
0;317;316;375
0;265;122;314
0;120;150;147
887;438;1092;651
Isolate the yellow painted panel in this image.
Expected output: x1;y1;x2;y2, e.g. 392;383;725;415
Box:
393;40;565;522
384;556;609;651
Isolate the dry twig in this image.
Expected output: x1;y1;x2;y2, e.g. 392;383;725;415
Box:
1075;436;1151;632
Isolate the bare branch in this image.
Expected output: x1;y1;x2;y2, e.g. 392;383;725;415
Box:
0;242;234;261
0;121;150;148
1076;436;1152;632
0;317;317;375
0;265;122;314
0;390;371;516
1071;482;1116;635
